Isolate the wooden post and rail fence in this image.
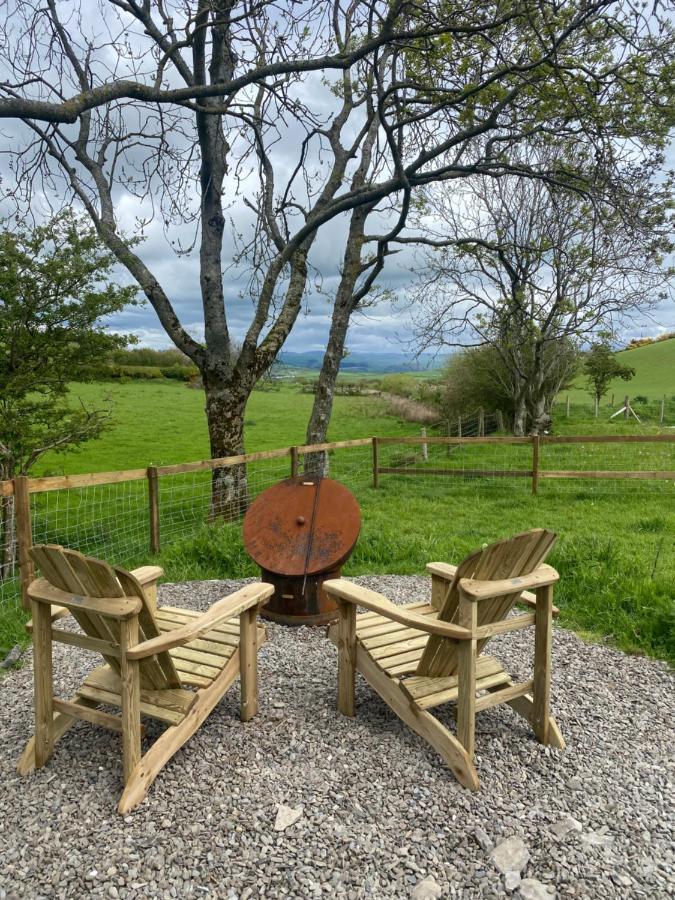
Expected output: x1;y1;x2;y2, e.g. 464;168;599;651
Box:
2;433;674;609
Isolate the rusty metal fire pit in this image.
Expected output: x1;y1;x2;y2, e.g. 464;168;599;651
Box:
242;476;361;626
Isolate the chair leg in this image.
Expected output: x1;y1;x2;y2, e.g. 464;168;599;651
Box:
17;696;100;775
120;617;141;784
118;650;241;815
239;606;258;722
32;601;54;768
357;645;479;789
336;601;356;717
456;593;477;758
532;584;553;744
505;695;566;750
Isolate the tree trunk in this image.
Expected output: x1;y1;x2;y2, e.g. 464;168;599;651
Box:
302;138;377;476
530;394;551;434
512;394;528;436
527;344;550;434
203;375;250;521
304;297;353;477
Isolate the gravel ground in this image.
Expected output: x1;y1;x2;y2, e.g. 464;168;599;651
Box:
0;575;673;900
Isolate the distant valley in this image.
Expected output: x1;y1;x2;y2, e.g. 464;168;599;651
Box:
277;350;447;373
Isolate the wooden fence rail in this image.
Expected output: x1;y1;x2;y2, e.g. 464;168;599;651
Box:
372;433;675;494
2;433;673;609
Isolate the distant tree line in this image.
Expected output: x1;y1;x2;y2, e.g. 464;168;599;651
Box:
105;348;199;383
626;334;675;350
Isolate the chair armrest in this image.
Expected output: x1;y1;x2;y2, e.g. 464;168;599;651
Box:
426;562;458;581
323;579;471;640
459;564;559;602
129;565;164;586
127;582;274;660
128;564;163;612
28;578;142;619
427;561;559;617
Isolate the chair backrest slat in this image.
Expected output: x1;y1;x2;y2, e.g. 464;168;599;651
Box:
30;545;123;674
115;567;181;689
30;545;181;690
416;529;556;677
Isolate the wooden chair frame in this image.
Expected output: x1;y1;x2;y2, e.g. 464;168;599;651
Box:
325;560;565;790
18;556;273;814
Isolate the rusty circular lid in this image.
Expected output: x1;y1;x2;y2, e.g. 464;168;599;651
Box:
243;476;361;576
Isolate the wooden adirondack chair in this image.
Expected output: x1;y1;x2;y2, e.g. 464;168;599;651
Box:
18;544;273;813
325;529;565;789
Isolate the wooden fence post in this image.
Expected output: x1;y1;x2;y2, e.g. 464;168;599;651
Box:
147;466;161;554
372;437;379;489
420;428;428;461
624;395;629;420
446;421;451;457
457;415;462;438
531;435;540;496
594;395;599;419
496;410;504;432
566;395;570;418
478;408;485;437
660;396;665;426
14;475;34;610
290;446;299;478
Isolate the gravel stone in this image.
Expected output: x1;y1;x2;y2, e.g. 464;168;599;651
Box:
519;878;555;899
580;831;615;850
505;871;522;891
550;817;583;841
491;837;530;874
274;804;303;831
1;574;673;899
411;876;442;899
0;644;22;668
474;826;494;852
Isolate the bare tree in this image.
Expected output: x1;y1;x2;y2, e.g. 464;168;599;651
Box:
1;1;672;509
410;154;674;433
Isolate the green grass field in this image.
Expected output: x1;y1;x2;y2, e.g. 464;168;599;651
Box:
566;337;675;404
32;381;414;475
1;370;674;667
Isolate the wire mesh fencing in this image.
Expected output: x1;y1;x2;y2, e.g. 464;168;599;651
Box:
553;395;675;427
297;440;374;489
537;437;675;496
158;452;294;547
430;410;502;438
374;434;675;498
376;436;533;489
31;478;149;562
1;433;674;612
0;439;376;611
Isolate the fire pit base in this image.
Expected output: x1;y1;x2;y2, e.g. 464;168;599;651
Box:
258;567;341;627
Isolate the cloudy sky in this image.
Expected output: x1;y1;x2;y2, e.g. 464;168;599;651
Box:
1;3;673;358
104;197;423;356
102;157;675;358
103;150;675;356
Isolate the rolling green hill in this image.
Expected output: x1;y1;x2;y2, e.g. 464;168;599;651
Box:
568;337;675;402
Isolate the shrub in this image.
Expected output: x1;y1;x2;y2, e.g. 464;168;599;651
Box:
159;365;199;381
109;347;193;367
378;374;420;399
384;394;438;424
108;364;164;379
